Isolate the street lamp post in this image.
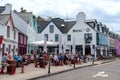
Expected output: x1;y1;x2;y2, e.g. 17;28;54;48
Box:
91;44;94;65
48;53;50;75
72;37;75;69
92;55;94;65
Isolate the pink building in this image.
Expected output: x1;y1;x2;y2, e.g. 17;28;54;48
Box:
115;39;120;56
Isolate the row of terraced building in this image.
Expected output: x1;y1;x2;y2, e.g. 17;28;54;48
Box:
0;3;120;68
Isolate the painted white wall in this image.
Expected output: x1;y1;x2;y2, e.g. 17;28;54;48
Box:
27;23;37;54
0;20;18;68
2;41;18;55
66;12;96;47
0;24;6;36
36;22;63;45
109;37;115;48
0;24;4;68
36;12;97;54
12;12;27;35
27;23;36;42
1;3;37;54
3;19;18;55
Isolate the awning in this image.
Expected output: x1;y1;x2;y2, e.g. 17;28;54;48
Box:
31;40;57;46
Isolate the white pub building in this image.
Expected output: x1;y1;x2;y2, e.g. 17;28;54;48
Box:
66;12;97;57
36;12;113;60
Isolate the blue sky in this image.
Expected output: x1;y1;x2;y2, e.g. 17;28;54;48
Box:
1;0;120;34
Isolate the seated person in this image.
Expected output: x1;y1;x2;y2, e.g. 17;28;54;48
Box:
14;55;18;62
13;55;19;66
18;55;22;62
17;55;22;66
30;54;35;63
1;53;9;73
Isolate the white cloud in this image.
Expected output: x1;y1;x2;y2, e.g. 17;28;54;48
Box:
88;0;120;15
1;0;120;34
1;0;120;16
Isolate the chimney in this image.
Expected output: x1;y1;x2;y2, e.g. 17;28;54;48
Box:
4;3;12;14
76;12;86;23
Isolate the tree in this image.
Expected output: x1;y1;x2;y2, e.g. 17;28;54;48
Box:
37;16;44;21
33;15;36;19
20;7;26;13
47;16;52;21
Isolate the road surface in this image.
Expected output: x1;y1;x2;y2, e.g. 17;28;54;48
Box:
35;60;120;80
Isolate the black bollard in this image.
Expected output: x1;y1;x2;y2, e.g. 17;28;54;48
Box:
48;55;50;75
92;57;94;65
74;61;75;69
74;58;75;69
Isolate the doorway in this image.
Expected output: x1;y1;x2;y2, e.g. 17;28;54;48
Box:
85;45;91;55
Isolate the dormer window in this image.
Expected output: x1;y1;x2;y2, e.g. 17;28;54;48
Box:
102;27;104;33
49;25;54;33
109;32;110;36
97;25;100;31
61;24;65;28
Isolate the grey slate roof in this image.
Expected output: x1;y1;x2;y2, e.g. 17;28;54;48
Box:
0;14;10;25
64;21;76;33
37;18;76;33
15;12;32;23
85;19;97;23
37;21;50;33
0;6;5;13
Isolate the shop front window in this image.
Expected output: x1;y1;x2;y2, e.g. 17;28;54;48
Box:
84;33;92;43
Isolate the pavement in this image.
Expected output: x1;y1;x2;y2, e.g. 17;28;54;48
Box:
35;58;120;80
0;59;116;80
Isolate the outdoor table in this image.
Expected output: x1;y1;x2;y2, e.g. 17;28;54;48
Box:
39;57;45;68
71;59;75;64
7;60;16;75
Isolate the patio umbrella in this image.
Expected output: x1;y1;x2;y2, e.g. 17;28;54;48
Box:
72;37;75;55
59;34;62;54
83;44;85;55
43;36;47;53
31;40;57;46
91;44;93;55
63;39;66;53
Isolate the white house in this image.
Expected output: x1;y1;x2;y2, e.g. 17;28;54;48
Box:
65;12;96;57
14;12;37;54
0;4;28;55
36;18;64;52
0;3;37;55
36;13;97;56
0;14;18;68
36;12;111;60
